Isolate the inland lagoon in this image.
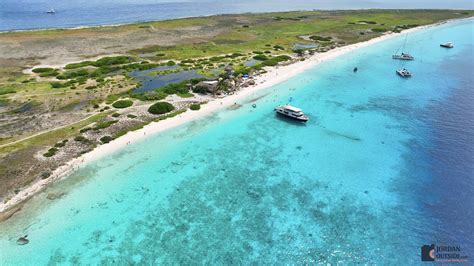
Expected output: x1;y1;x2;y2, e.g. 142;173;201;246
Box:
0;19;472;264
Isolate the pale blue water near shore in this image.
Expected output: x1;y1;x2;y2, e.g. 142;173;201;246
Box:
1;0;473;31
0;19;473;264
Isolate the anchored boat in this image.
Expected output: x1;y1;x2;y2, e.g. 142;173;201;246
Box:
392;53;414;60
440;42;454;48
46;8;55;14
392;34;414;60
396;68;412;78
274;105;309;122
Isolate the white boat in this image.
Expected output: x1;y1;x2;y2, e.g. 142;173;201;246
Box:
274;105;309;122
440;42;454;48
392;34;414;60
392;53;414;60
396;68;412;78
46;9;56;14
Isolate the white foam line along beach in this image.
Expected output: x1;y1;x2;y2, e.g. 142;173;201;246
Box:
0;20;456;217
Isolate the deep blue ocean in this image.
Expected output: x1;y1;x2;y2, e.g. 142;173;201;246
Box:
0;0;473;31
0;18;473;264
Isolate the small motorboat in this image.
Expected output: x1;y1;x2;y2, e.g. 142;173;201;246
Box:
353;67;358;73
440;42;454;48
392;53;414;60
396;68;412;78
274;105;309;122
46;8;56;14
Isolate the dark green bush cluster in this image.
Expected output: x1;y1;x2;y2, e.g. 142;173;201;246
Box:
309;35;332;42
192;86;208;94
112;100;133;108
80;127;92;133
32;67;54;73
190;103;201;111
253;54;269;61
94;56;133;67
228;53;244;58
54;139;68;148
148;102;175;115
33;67;59;77
50;81;75;88
111;113;121;117
74;135;88;142
273;45;285;50
100;136;114;143
43;147;58;157
371;28;387;33
64;61;93;69
127;114;137;119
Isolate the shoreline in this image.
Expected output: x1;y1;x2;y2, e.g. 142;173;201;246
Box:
2;9;468;34
0;19;461;220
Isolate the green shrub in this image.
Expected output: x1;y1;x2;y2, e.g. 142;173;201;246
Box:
54;140;67;148
190;103;201;111
100;136;114;143
79;127;92;133
273;45;285;50
74;135;88;142
192;86;208;94
159;81;189;95
64;61;93;69
148;102;175;115
253;54;269;61
112;100;133;108
111;113;121;117
43;147;58;157
32;67;54;73
127;114;137;119
93;56;133;67
166;60;176;66
50;82;66;88
371;28;387;33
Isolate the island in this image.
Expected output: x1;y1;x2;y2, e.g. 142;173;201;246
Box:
0;9;472;219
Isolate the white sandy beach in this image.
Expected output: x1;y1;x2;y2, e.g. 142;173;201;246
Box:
0;22;444;215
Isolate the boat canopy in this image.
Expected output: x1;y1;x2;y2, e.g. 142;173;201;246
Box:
283;105;302;113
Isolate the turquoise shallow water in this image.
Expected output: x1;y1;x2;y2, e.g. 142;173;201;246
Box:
0;19;473;264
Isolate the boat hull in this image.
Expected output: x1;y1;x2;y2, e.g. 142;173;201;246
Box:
440;44;453;48
392;55;414;60
396;70;412;78
275;110;309;122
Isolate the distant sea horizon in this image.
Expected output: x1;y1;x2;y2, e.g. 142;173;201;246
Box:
1;0;473;32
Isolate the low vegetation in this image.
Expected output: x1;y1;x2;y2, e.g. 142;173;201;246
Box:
190;103;201;111
148;102;175;115
112;100;133;108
